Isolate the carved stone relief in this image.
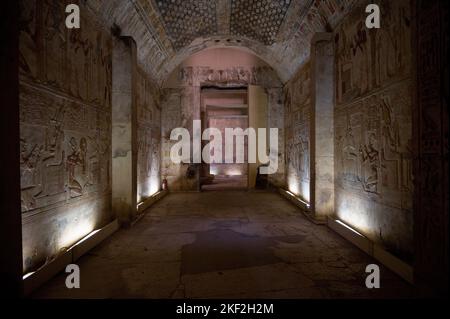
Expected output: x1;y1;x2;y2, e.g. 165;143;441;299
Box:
334;0;413;258
19;0;112;272
335;82;413;202
161;87;200;191
335;0;411;105
178;66;281;88
137;68;161;200
285;62;311;201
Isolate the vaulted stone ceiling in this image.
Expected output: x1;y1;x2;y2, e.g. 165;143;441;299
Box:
86;0;357;85
230;0;291;45
155;0;218;50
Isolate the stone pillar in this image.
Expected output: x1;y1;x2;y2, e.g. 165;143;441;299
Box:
310;33;335;221
112;37;138;226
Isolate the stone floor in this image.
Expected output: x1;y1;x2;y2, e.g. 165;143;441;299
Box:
33;191;419;299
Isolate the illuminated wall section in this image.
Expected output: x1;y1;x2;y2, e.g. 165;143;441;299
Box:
284;62;311;203
334;0;414;260
136;67;161;202
19;0;113;273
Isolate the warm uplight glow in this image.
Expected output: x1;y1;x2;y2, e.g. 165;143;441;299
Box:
138;176;161;203
287;176;310;203
287;176;299;196
336;195;372;234
69;229;101;249
59;219;95;251
149;176;160;197
301;183;310;202
286;190;311;208
23;272;35;280
24;227;105;281
137;189;164;209
226;169;242;176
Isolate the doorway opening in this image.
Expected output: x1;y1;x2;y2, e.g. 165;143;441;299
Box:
200;87;249;191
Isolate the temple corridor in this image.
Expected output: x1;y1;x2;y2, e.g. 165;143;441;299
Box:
0;0;448;301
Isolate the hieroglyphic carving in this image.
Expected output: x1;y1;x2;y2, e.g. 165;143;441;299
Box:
284;62;311;200
19;0;39;80
334;0;413;258
335;0;411;105
336;82;413;201
19;1;112;214
178;66;281;88
137;68;161;200
66;136;88;197
20;0;112;109
335;82;413;257
20;87;112;212
42;0;67;91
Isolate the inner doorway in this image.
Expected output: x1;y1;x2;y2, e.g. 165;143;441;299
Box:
200;87;249;191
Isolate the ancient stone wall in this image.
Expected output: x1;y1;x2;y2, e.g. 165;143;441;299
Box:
136;68;161;202
284;63;311;202
161;87;199;191
19;0;113;272
334;0;414;259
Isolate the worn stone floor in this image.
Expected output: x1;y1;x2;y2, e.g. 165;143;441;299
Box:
33;191;418;299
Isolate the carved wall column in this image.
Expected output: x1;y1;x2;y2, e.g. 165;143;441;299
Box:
112;36;138;226
310;33;335;221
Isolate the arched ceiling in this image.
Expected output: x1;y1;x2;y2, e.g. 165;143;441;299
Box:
86;0;357;85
